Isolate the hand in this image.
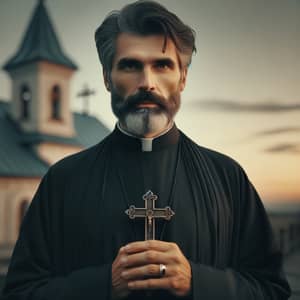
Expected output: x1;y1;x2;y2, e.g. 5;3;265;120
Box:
111;246;131;299
120;240;192;297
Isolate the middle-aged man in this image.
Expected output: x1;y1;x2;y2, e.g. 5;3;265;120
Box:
1;1;291;300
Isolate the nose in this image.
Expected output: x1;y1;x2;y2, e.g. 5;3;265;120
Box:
138;67;155;91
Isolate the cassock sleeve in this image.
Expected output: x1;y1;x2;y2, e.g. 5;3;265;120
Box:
189;168;291;300
1;169;112;300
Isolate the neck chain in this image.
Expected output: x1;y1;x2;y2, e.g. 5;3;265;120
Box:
115;138;181;241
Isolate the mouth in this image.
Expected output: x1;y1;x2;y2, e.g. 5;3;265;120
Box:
136;102;159;108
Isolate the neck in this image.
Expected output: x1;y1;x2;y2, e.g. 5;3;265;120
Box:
118;121;174;139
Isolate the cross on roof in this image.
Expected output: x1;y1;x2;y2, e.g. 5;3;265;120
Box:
77;84;96;115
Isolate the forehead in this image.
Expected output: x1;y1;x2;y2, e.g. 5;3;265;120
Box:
112;33;180;65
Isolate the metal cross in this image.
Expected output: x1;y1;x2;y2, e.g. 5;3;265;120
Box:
77;84;95;115
125;190;175;240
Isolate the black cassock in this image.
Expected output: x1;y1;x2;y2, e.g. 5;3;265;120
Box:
1;125;291;299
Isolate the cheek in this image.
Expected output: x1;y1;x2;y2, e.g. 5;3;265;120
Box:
160;74;182;95
110;72;139;97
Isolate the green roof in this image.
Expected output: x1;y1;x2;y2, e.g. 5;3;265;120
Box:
0;101;110;177
3;0;77;71
0;101;48;177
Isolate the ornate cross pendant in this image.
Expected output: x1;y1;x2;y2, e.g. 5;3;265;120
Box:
125;190;175;240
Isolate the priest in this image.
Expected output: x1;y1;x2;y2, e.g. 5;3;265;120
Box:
1;1;291;299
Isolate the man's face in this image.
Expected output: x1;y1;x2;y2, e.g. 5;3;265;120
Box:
106;33;187;137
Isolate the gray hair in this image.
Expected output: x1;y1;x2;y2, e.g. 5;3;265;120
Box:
95;0;196;75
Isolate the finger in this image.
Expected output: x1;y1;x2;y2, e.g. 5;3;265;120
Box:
124;240;173;254
119;246;127;254
128;277;171;291
122;264;167;280
125;250;169;267
113;247;128;268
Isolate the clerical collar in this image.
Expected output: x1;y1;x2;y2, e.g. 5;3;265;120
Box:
112;122;180;152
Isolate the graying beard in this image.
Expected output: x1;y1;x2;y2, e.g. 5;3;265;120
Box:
124;110;169;137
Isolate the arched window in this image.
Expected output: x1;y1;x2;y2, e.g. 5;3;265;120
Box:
19;199;30;231
20;85;31;120
51;85;61;120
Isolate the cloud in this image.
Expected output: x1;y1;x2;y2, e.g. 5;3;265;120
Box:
252;127;300;154
255;127;300;137
264;143;300;154
189;99;300;113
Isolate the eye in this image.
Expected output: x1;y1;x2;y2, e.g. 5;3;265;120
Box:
154;59;174;70
117;59;142;71
156;62;168;69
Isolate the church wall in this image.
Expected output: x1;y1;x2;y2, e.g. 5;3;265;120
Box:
8;64;39;132
36;142;83;165
0;196;5;244
0;177;40;245
6;62;76;138
38;62;75;138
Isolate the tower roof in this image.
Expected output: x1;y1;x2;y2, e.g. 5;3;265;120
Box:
3;0;78;71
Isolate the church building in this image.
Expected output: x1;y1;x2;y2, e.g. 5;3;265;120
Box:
0;0;110;274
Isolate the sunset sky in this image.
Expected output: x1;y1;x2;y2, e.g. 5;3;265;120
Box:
0;0;299;208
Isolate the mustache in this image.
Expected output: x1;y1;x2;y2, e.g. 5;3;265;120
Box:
119;90;167;111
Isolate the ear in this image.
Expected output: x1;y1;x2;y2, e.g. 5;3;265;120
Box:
103;70;111;92
179;67;187;92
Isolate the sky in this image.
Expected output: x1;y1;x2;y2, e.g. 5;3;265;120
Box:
0;0;299;208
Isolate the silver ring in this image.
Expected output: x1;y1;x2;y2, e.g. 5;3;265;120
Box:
159;264;166;276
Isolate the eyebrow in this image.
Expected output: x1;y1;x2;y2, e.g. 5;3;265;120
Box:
154;58;175;68
116;57;176;69
117;58;143;69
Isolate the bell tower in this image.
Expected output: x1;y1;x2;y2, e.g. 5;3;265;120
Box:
3;0;78;138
